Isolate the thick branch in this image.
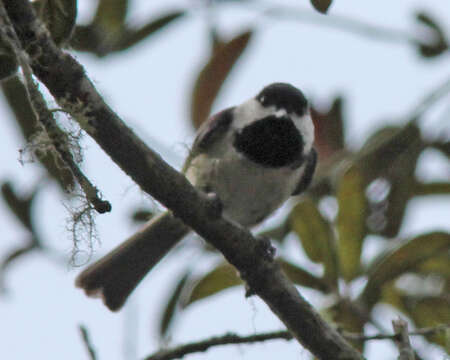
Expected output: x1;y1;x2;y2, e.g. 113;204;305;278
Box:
1;1;362;359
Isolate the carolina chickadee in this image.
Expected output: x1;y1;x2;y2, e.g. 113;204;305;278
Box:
76;83;317;311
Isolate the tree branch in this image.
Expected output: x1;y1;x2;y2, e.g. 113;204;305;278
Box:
261;6;417;44
392;318;415;360
146;324;450;360
343;324;450;342
407;77;450;121
78;325;97;360
0;6;111;214
1;1;363;359
146;331;293;360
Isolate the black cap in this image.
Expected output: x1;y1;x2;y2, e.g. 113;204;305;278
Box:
256;83;308;117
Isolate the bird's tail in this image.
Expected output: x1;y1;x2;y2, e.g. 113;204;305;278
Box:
75;212;190;311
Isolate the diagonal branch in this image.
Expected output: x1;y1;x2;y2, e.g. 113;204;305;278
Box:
0;1;362;359
78;325;97;360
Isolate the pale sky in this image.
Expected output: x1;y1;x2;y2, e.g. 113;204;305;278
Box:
0;1;449;359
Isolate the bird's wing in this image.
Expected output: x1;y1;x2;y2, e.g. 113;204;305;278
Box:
292;148;317;195
182;107;235;172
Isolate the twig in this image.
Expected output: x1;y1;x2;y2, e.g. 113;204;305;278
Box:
349;76;450;174
0;8;111;215
145;331;293;360
146;324;450;360
343;324;450;342
260;5;417;44
2;1;363;359
71;3;419;57
392;318;415;360
78;325;97;360
23;69;112;214
407;77;450;121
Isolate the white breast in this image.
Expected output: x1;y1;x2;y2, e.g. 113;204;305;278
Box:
185;146;306;226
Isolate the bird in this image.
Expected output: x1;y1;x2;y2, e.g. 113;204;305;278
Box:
76;83;317;311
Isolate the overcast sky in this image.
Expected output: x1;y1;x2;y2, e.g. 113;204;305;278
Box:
0;1;449;360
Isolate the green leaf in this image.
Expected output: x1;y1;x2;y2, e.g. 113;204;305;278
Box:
362;232;450;307
1;182;35;231
407;296;450;348
117;11;186;52
358;124;422;182
336;166;368;281
310;0;333;14
290;199;330;262
415;12;448;58
289;198;338;285
0;36;18;80
418;254;450;278
0;241;41;293
159;273;189;339
191;31;252;129
0;76;37;140
179;258;334;308
94;0;128;33
0;242;39;275
382;286;450;349
358;123;423;237
328;300;366;350
1;76;75;190
381;128;423;238
33;0;78;46
279;260;330;292
380;282;405;311
381;177;413;238
183;263;243;306
413;181;450;196
72;10;185;56
0;183;42;287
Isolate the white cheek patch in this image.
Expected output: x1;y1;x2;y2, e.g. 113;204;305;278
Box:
292;112;315;153
232;99;277;129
